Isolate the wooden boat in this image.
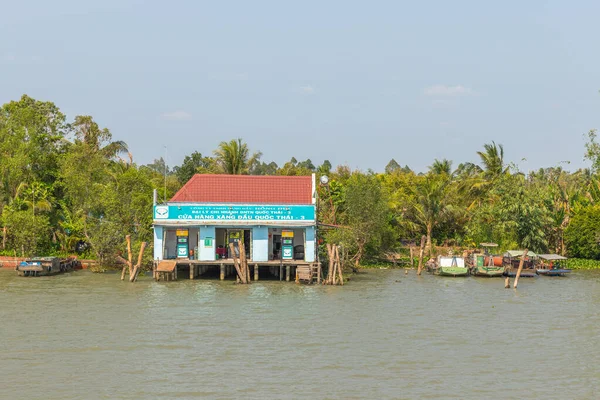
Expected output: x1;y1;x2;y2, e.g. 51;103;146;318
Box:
16;257;76;277
536;254;571;276
503;250;537;277
430;256;469;276
471;254;504;277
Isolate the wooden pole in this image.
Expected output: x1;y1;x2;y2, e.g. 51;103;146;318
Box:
254;264;259;281
327;244;334;284
416;236;426;275
126;235;133;275
336;245;343;285
2;226;6;250
220;263;225;280
130;241;147;282
409;246;414;268
229;243;245;283
513;249;528;289
504;276;511;289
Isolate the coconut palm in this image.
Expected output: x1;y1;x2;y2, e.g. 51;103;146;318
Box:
477;141;508;179
213;138;261;174
412;173;455;257
71;115;129;160
429;159;453;176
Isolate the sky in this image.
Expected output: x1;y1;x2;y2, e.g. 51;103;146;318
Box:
1;0;599;173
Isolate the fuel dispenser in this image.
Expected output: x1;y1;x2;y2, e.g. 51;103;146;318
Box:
176;229;189;258
281;230;294;260
228;230;242;258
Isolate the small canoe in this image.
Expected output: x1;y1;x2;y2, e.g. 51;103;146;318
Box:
536;268;571;276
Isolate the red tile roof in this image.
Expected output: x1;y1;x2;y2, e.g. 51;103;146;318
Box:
170;174;314;204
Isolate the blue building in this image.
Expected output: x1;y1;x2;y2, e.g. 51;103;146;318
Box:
153;174;317;272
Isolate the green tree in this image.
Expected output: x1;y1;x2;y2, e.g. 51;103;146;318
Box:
213;138;261;174
326;172;391;269
565;205;600;259
173;151;216;183
70;116;129;160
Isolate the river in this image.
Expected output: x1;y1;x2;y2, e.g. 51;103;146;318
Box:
1;269;599;399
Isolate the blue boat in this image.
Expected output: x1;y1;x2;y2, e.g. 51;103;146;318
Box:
536;254;571;276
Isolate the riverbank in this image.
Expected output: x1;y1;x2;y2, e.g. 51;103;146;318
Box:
359;257;600;270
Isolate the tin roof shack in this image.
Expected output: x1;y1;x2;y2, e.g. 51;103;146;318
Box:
152;174;318;281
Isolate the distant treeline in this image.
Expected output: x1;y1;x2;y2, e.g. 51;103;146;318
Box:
2;94;600;266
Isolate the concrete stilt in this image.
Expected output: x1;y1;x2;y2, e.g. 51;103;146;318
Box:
190;265;195;280
220;263;225;280
286;265;290;282
254;264;259;281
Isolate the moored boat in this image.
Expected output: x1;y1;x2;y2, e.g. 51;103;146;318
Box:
431;256;469;277
536;254;571;276
16;257;76;277
503;250;537;277
471;255;504;277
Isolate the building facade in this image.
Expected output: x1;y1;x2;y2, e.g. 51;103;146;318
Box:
152;174;317;263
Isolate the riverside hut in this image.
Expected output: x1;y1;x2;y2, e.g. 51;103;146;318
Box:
152;174;318;281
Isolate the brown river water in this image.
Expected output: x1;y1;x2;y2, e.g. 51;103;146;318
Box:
1;268;599;400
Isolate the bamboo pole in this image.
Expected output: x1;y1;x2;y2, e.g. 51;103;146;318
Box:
513;249;528;289
416;236;426;275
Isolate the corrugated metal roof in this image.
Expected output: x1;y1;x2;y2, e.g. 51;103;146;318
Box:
170;174;314;204
538;254;568;260
504;250;538;258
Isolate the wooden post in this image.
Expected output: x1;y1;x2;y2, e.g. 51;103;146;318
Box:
130;242;147;282
2;226;6;250
153;262;157;281
254;264;259;281
190;264;195;280
513;249;528;289
416;236;426;275
317;262;322;284
410;246;414;268
229;242;246;283
126;235;133;275
286;265;290;282
336;245;343;285
220;263;225;280
504;276;511;289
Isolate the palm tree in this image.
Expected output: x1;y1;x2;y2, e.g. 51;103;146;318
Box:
477;141;508;179
71;115;129;160
213;138;261;174
429;159;453;176
412;173;454;257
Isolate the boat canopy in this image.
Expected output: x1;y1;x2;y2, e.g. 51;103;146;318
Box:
504;250;538;258
538;254;568;261
438;256;465;268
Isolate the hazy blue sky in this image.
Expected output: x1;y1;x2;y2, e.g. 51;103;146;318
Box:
1;0;599;172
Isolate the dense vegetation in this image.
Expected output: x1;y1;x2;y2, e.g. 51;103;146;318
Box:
2;95;600;267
